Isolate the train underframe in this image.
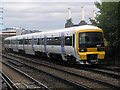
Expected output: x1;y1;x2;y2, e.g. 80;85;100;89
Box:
5;48;102;65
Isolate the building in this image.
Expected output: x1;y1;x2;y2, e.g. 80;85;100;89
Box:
0;7;3;47
22;29;41;35
1;27;42;48
2;27;23;39
65;7;87;28
2;27;42;39
0;7;3;32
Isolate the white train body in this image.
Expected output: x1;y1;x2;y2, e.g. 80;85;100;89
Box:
4;25;105;65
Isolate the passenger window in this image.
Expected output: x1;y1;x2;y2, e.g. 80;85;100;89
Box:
42;38;44;45
25;39;29;44
65;36;72;46
37;38;39;45
34;38;37;45
39;38;42;45
46;37;60;45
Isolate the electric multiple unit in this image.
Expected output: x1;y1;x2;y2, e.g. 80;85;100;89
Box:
4;25;105;65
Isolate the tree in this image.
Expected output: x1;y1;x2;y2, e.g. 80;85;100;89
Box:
90;2;120;65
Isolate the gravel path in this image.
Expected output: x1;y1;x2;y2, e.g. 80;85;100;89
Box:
2;62;41;89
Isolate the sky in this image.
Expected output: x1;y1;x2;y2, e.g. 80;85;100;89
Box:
1;0;101;31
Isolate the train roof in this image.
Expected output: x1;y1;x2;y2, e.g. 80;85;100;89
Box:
5;25;101;40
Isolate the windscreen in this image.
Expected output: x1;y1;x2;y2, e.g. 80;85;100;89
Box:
79;32;104;48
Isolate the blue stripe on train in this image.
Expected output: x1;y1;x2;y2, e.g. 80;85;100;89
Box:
44;35;47;53
32;36;34;51
61;33;66;54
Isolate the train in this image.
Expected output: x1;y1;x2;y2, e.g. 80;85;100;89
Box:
4;25;105;65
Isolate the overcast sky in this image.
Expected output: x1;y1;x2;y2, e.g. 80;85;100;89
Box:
1;0;101;31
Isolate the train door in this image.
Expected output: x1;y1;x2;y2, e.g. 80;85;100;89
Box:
27;35;35;55
16;38;18;52
72;33;78;57
24;37;28;54
12;39;15;52
23;37;25;51
10;39;13;51
33;36;38;52
24;37;33;54
39;36;42;52
61;33;67;61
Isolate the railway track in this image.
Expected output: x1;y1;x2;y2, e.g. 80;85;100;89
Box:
97;66;120;73
2;53;120;89
1;61;50;90
13;52;120;75
5;52;120;79
77;67;120;79
0;70;19;90
2;56;92;89
3;50;120;74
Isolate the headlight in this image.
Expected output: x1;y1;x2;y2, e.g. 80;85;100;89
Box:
97;48;104;51
79;49;87;52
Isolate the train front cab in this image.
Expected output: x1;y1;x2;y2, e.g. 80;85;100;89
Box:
77;29;105;65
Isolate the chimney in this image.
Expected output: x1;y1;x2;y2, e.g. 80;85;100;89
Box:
81;7;84;21
65;8;73;28
68;8;71;20
93;10;96;20
79;7;87;26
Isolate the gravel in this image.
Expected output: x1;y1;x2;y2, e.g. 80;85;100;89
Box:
3;53;119;89
2;63;41;89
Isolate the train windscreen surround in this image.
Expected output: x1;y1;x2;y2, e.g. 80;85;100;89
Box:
79;32;104;48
